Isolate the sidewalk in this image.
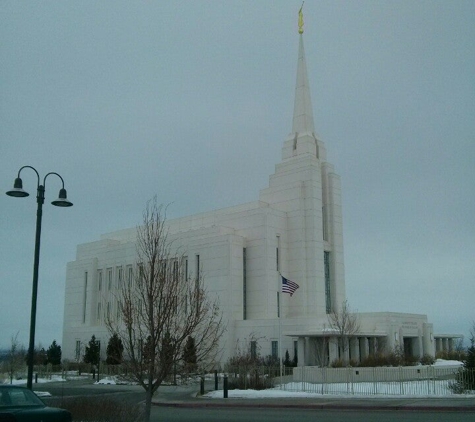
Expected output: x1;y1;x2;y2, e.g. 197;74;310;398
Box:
152;388;475;411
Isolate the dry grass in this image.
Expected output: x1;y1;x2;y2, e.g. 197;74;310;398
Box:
46;395;144;422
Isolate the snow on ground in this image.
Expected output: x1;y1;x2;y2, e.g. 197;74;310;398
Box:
4;375;67;385
204;380;475;399
34;391;52;397
95;377;117;385
204;388;326;399
204;360;470;399
433;359;464;367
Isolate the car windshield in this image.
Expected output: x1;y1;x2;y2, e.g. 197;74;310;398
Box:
0;387;45;407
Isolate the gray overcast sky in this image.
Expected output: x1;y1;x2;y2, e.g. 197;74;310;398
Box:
1;1;474;350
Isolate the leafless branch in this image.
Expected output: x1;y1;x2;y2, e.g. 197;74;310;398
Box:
106;197;225;422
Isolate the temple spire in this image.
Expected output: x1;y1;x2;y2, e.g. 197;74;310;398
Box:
298;2;304;34
292;5;315;135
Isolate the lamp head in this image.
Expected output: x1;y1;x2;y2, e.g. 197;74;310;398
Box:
51;188;73;207
6;177;29;198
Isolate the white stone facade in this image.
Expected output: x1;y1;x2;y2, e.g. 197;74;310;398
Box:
62;30;460;366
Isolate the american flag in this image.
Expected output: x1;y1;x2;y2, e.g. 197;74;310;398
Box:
281;276;299;296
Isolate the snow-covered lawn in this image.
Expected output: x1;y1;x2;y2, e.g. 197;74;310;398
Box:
204;380;475;399
204;360;472;399
4;374;67;385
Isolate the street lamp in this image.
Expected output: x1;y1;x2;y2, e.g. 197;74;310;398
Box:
6;165;73;390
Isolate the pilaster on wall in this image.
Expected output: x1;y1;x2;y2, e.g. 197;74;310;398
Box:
322;162;345;311
422;323;434;356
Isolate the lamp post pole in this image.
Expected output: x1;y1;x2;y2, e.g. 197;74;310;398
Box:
6;166;73;390
27;184;45;390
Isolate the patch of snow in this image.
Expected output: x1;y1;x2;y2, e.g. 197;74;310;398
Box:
6;375;66;385
34;391;52;397
433;359;463;367
204;389;323;399
95;377;116;385
203;378;475;399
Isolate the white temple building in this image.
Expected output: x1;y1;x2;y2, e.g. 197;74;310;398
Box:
62;19;461;366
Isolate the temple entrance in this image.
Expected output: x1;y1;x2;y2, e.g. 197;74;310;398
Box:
403;337;413;357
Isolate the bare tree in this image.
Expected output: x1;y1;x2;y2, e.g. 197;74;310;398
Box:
107;198;225;422
7;333;26;384
312;326;331;367
327;300;360;365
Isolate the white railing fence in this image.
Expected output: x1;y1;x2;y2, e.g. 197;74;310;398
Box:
286;366;474;396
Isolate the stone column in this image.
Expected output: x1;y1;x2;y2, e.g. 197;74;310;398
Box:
415;336;423;358
328;337;339;364
422;323;434;357
368;337;376;356
442;338;449;352
448;338;454;352
304;337;310;366
297;337;305;367
359;337;369;360
350;337;360;363
387;328;396;351
436;338;442;353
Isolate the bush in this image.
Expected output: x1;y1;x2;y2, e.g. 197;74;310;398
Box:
436;349;467;362
227;368;275;390
449;368;475;394
403;354;419;366
449;326;475;393
45;395;144;422
358;353;392;367
357;349;432;367
420;354;435;365
330;358;344;368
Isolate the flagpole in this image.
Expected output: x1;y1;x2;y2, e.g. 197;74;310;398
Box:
277;236;283;388
279;289;283;387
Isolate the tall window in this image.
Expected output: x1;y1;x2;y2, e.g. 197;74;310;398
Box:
271;341;278;359
117;266;122;289
172;259;179;282
243;248;247;320
324;251;331;314
250;341;257;360
107;268;113;290
98;270;102;291
184;257;189;315
127;265;133;288
83;272;88;324
97;302;102;322
322;205;328;241
195;254;200;290
75;340;81;361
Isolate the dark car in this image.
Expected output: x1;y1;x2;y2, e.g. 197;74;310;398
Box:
0;385;72;422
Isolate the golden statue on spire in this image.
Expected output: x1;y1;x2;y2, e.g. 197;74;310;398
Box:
298;2;304;34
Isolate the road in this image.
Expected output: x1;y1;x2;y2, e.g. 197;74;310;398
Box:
34;379;475;422
150;407;475;422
